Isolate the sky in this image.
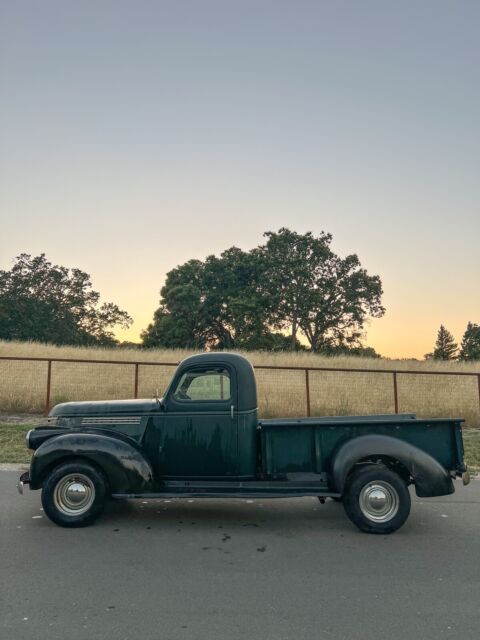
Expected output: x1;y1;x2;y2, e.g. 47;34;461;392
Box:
1;0;479;358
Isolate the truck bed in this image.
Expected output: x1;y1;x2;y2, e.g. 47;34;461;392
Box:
259;414;465;480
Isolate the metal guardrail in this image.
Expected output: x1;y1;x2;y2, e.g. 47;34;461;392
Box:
1;355;479;417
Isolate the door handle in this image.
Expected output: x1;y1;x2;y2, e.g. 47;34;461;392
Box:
231;405;234;419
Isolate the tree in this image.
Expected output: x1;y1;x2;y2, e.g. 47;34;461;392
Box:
0;253;132;345
143;229;384;353
142;249;270;350
201;248;268;348
258;228;385;353
256;229;331;349
459;322;480;361
141;282;208;349
426;325;458;360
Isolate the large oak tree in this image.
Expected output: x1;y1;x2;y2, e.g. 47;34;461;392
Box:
143;229;384;353
258;228;384;352
142;248;274;349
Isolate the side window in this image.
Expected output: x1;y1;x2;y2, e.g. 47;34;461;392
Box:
173;368;231;402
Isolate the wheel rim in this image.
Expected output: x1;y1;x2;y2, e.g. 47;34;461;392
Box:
359;480;399;523
53;473;95;516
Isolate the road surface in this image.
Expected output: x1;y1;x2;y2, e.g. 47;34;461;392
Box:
1;469;479;640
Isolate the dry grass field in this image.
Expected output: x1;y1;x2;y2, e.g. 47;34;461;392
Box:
1;340;479;427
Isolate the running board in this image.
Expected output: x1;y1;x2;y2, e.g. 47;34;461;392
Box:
112;479;340;500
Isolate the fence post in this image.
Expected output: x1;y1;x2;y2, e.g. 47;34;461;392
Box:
305;369;311;417
392;371;399;414
134;363;139;399
45;359;52;415
477;374;480;419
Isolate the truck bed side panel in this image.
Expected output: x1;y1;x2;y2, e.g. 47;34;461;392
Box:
260;419;464;479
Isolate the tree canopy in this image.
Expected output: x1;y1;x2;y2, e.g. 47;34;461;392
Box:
0;253;132;345
142;228;384;354
142;249;274;350
258;228;384;352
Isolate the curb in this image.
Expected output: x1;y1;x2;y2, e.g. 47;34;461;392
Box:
0;463;29;471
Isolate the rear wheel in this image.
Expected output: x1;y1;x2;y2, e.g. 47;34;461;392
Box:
343;464;411;534
41;461;107;528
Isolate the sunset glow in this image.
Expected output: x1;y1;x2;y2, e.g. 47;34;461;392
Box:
1;2;479;360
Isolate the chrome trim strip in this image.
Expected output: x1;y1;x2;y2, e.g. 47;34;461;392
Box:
81;416;142;425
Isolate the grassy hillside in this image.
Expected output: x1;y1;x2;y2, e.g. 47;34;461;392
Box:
2;339;480;372
1;340;479;426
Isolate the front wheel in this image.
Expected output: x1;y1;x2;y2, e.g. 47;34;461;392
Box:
41;461;108;527
343;464;411;534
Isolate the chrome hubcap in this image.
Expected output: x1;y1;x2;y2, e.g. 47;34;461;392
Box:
359;481;399;523
53;473;95;516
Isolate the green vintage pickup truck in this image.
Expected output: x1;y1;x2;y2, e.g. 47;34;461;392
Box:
18;353;470;533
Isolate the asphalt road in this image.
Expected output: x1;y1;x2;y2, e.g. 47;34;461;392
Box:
1;470;479;640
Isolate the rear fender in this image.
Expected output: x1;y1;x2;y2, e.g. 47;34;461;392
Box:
332;434;454;498
30;433;154;493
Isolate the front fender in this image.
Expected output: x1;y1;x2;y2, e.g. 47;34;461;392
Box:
332;434;454;498
30;433;154;493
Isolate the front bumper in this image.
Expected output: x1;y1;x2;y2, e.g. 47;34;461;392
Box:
17;471;30;495
455;465;470;486
462;468;471;486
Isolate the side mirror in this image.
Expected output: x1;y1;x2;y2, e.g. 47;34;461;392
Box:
153;389;166;410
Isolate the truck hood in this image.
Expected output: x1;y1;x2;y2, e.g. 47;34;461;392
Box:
49;398;161;417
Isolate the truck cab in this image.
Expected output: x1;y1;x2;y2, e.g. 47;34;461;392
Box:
150;353;258;479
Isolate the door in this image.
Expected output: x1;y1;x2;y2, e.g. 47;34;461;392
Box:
160;364;238;478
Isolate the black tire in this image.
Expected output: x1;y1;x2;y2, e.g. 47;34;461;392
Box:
41;460;108;528
343;464;411;534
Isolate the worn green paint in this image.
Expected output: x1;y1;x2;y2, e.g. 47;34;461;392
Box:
42;353;466;493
